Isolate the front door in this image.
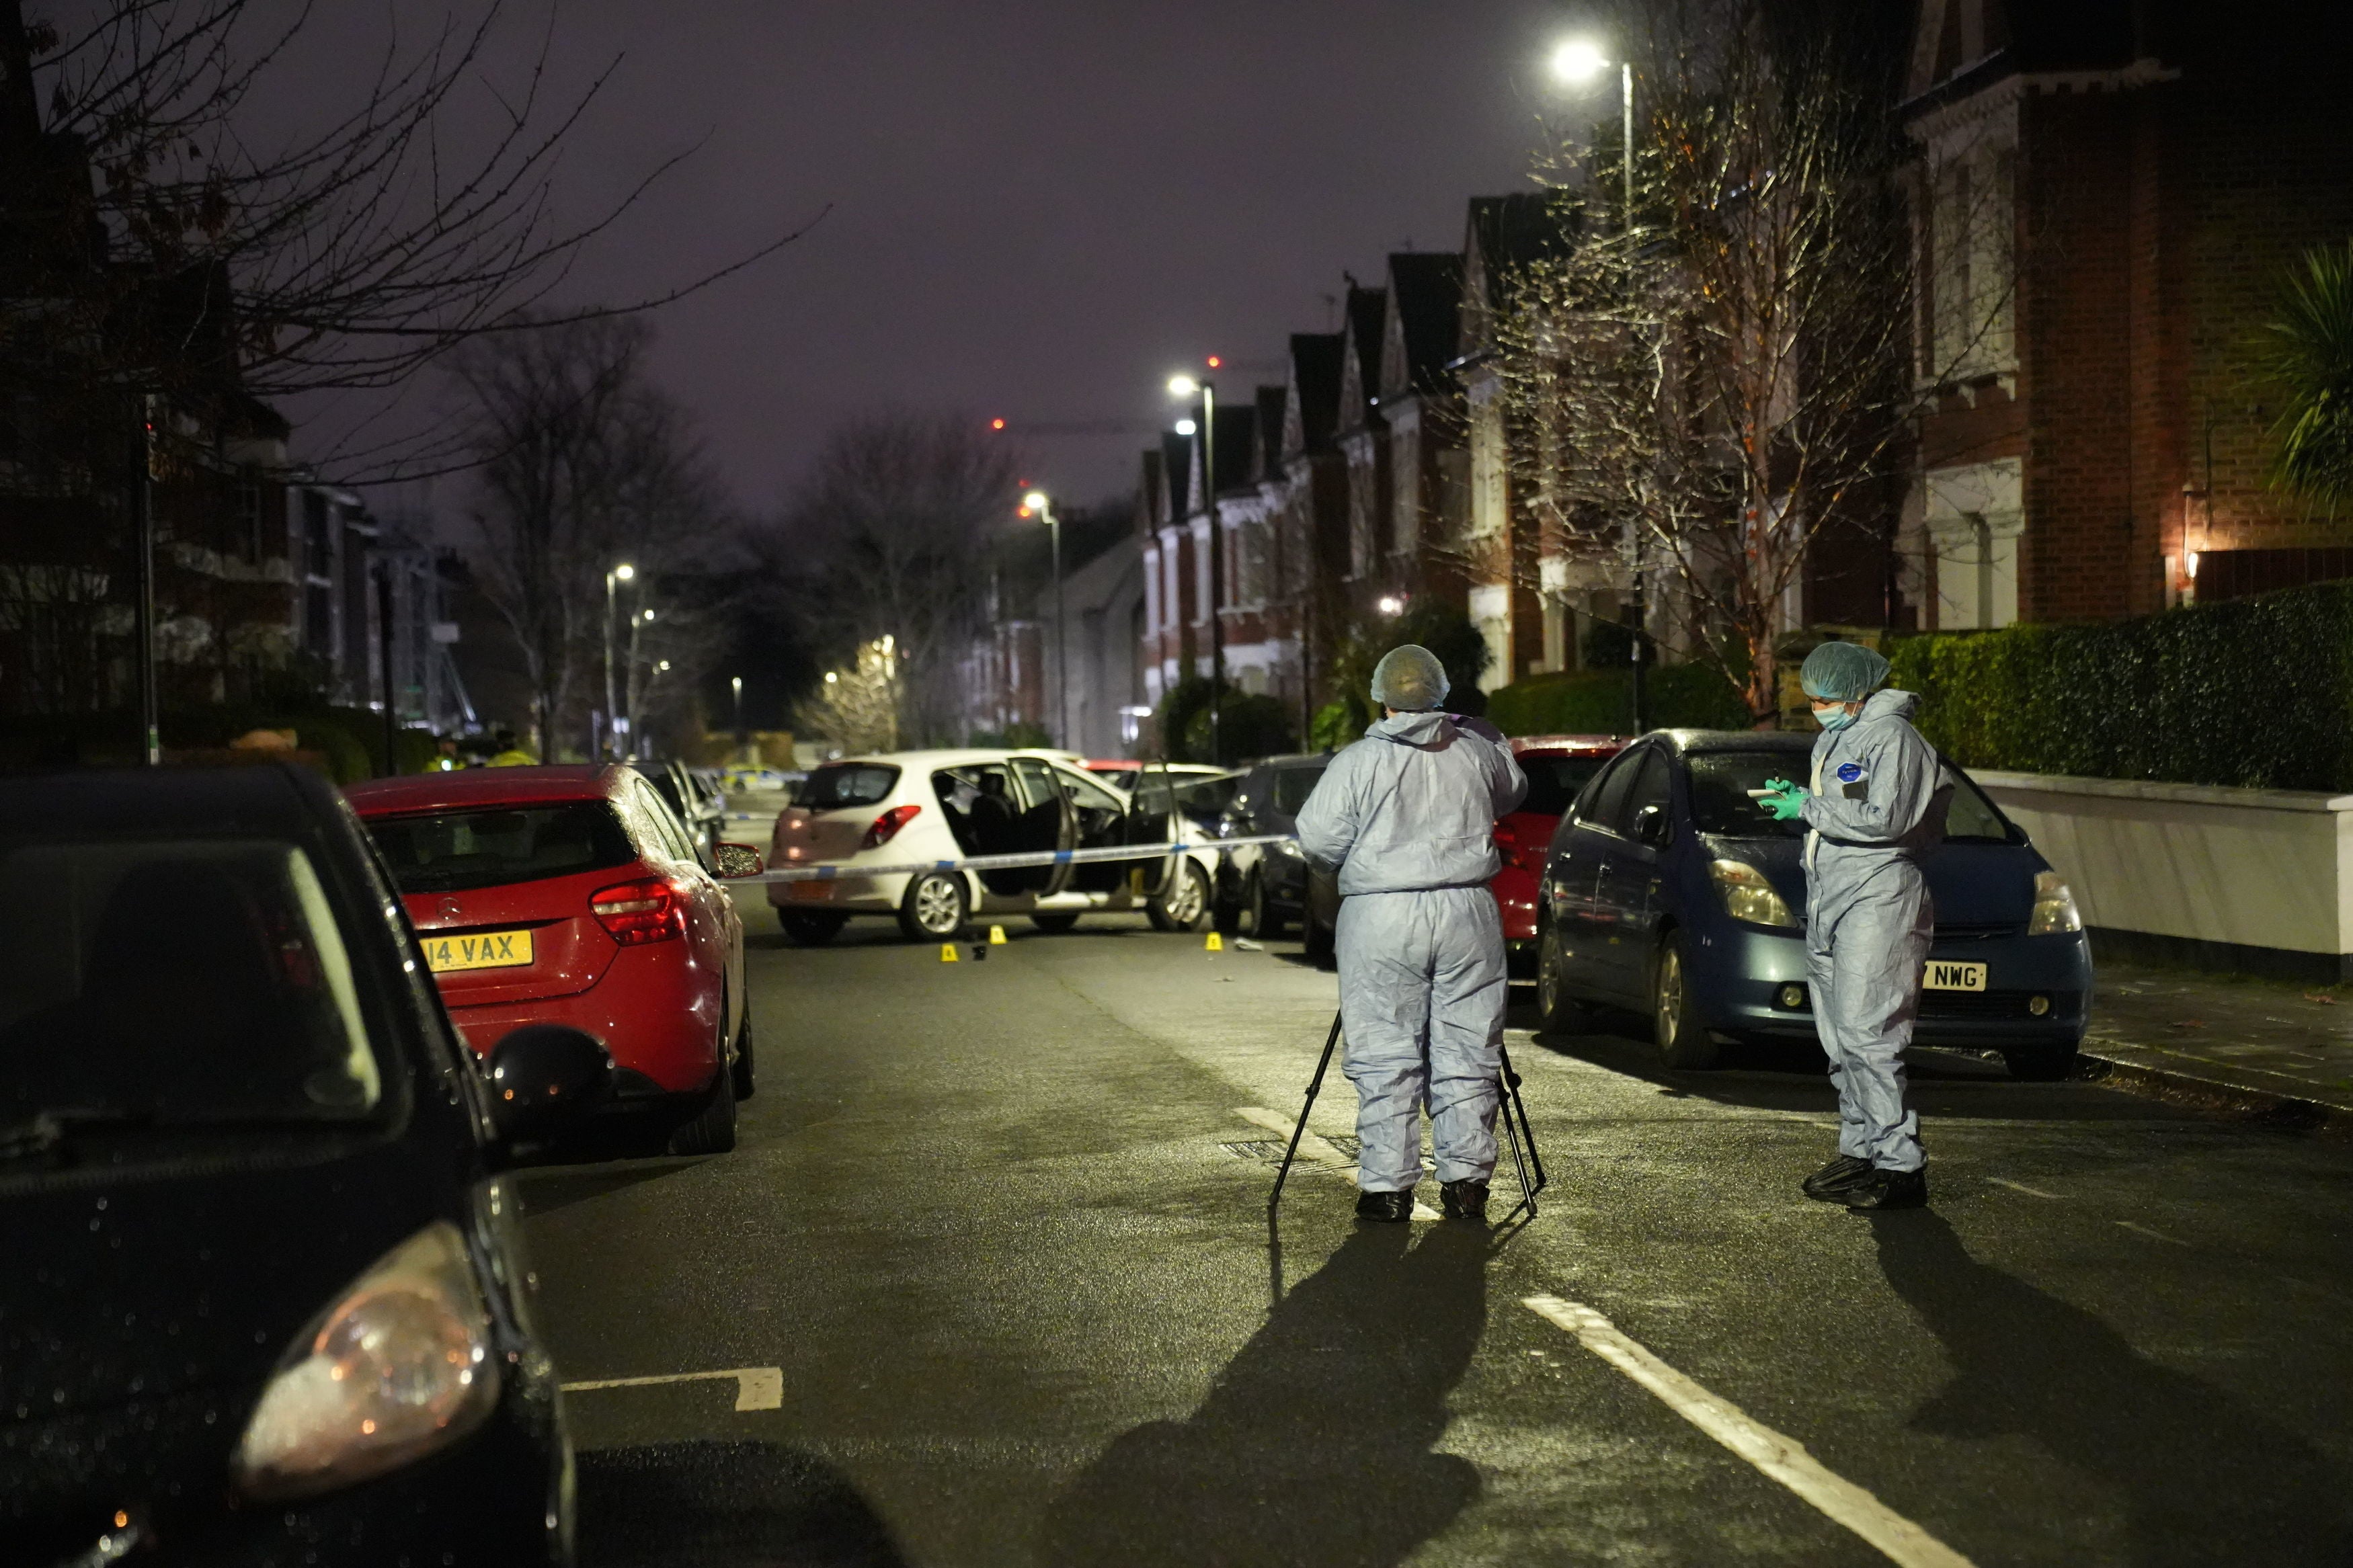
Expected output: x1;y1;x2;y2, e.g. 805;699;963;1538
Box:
1009;758;1076;897
1053;765;1142;894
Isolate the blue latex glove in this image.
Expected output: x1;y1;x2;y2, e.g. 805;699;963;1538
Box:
1759;778;1810;822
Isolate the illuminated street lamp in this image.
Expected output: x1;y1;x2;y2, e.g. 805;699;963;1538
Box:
731;674;746;755
1552;35;1646;733
1023;490;1070;747
602;562;636;761
1168;367;1226;764
1376;594;1406;618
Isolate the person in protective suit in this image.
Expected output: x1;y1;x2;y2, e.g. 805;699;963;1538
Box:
1758;641;1951;1211
1294;645;1527;1223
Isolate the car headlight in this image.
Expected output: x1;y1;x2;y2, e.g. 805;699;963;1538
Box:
1274;837;1303;858
233;1221;502;1502
2028;870;2083;935
1710;859;1797;928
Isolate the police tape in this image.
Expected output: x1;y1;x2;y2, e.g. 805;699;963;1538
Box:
740;834;1300;885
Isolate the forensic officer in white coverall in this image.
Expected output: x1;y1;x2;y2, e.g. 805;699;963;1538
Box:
1759;641;1951;1211
1294;645;1526;1224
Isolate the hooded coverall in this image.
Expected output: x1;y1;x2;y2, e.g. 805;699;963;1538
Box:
1799;688;1952;1173
1295;712;1527;1193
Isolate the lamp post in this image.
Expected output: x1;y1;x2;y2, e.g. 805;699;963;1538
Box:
731;675;746;759
1168;372;1223;764
1023;491;1070;748
623;606;655;758
1552;38;1645;733
602;561;635;761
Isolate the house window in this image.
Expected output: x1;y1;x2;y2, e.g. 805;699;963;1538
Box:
1924;147;2015;382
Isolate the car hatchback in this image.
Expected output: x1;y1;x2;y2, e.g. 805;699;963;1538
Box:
347;766;760;1155
1536;729;2094;1079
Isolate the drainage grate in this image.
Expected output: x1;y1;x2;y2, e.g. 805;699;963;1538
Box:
1219;1134;1364;1163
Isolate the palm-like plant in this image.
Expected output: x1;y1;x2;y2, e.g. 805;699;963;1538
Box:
2266;241;2353;510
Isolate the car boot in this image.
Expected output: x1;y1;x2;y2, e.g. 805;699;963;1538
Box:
1843;1166;1929;1211
1802;1155;1874;1202
1355;1189;1414;1223
1439;1178;1489;1222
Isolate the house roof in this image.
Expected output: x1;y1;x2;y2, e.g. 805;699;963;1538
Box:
1382;252;1463;399
1252;386;1288;481
1284;333;1345;456
1904;0;2139;108
1338;283;1387;430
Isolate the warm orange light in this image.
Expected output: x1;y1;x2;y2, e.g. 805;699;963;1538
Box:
114;1512;128;1529
1017;505;1033;518
1206;355;1222;368
990;418;1006;430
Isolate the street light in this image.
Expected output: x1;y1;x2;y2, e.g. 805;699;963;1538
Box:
1376;594;1405;618
1552;35;1644;733
1024;491;1071;748
1168;367;1224;764
602;561;636;761
731;674;746;758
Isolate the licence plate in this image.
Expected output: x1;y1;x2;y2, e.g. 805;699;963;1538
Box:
421;929;534;973
1923;960;1986;991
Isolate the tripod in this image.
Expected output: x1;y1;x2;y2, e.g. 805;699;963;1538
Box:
1267;1010;1547;1223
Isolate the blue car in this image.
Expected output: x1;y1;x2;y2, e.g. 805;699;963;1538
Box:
1535;729;2093;1079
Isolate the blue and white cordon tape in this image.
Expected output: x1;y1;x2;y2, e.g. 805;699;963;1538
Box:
741;834;1300;886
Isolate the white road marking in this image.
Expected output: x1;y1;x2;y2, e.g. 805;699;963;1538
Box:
2114;1220;2188;1245
1523;1296;1976;1568
561;1367;784;1411
1235;1106;1347;1165
1987;1178;2061;1199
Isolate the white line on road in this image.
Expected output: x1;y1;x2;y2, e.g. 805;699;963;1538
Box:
1523;1296;1977;1568
2114;1220;2188;1245
561;1367;784;1411
1986;1178;2061;1199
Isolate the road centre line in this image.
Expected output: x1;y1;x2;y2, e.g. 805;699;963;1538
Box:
1522;1296;1977;1568
2114;1220;2189;1245
561;1367;784;1411
1986;1177;2062;1199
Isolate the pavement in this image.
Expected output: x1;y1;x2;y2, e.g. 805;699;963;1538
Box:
518;903;2353;1567
2085;959;2353;1128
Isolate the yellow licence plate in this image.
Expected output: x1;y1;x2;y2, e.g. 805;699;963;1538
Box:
421;929;535;973
1923;960;1986;991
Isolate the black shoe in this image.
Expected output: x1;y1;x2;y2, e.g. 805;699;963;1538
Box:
1439;1179;1489;1222
1843;1167;1928;1210
1355;1190;1414;1223
1802;1155;1875;1202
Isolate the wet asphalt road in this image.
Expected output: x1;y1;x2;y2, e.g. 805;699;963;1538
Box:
520;908;2353;1567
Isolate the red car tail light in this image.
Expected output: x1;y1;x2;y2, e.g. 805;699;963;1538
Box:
862;803;922;850
590;877;686;946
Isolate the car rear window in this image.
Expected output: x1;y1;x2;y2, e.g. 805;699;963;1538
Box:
0;838;384;1125
797;764;902;811
366;802;639;894
1271;765;1326;815
1515;753;1613;817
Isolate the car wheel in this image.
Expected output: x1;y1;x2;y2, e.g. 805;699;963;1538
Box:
2001;1043;2080;1081
778;909;847;946
1246;871;1285;940
729;991;755;1102
1031;913;1082;934
1148;860;1211;932
1537;919;1591;1034
668;1067;737;1156
1651;932;1719;1070
1302;903;1336;969
897;870;969;942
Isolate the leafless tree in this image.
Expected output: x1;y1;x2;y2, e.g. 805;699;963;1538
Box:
447;314;723;757
767;412;1022;749
1476;0;1976;722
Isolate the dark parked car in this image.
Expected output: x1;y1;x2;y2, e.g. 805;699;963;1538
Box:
0;764;608;1564
1212;753;1330;938
1535;729;2093;1079
633;759;725;858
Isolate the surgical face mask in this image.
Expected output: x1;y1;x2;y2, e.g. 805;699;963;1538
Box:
1812;702;1858;733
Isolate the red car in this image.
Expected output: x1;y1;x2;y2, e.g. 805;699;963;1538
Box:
345;765;762;1155
1494;735;1625;963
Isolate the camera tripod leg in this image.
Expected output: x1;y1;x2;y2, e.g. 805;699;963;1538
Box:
1494;1042;1546;1223
1269;1011;1343;1212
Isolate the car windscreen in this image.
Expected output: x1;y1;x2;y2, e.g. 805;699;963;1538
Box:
1941;766;2011;842
365;802;639;894
0;837;385;1126
1270;765;1326;816
1515;753;1614;818
796;764;902;811
1687;751;1815;838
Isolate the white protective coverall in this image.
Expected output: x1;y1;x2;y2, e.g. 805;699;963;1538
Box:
1799;688;1952;1173
1295;711;1527;1193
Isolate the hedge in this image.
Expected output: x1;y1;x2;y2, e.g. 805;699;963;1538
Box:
1486;664;1750;737
0;705;444;784
1886;581;2353;790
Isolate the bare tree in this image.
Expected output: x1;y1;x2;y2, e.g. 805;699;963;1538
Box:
447;314;722;757
768;412;1021;749
1476;0;1945;722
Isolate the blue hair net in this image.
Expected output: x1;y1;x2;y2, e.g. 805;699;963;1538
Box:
1370;644;1449;712
1799;641;1890;702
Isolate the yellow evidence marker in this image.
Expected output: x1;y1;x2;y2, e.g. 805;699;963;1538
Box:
989;925;1007;945
939;943;959;962
1205;931;1224;952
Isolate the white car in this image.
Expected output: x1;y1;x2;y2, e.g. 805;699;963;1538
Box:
767;750;1232;943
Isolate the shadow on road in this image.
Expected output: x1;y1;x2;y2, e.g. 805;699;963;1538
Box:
577;1439;908;1568
1869;1211;2353;1564
1037;1223;1486;1568
518;1157;702;1217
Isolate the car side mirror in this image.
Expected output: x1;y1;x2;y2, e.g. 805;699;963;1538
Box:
487;1024;612;1145
1633;803;1671;847
713;842;765;879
